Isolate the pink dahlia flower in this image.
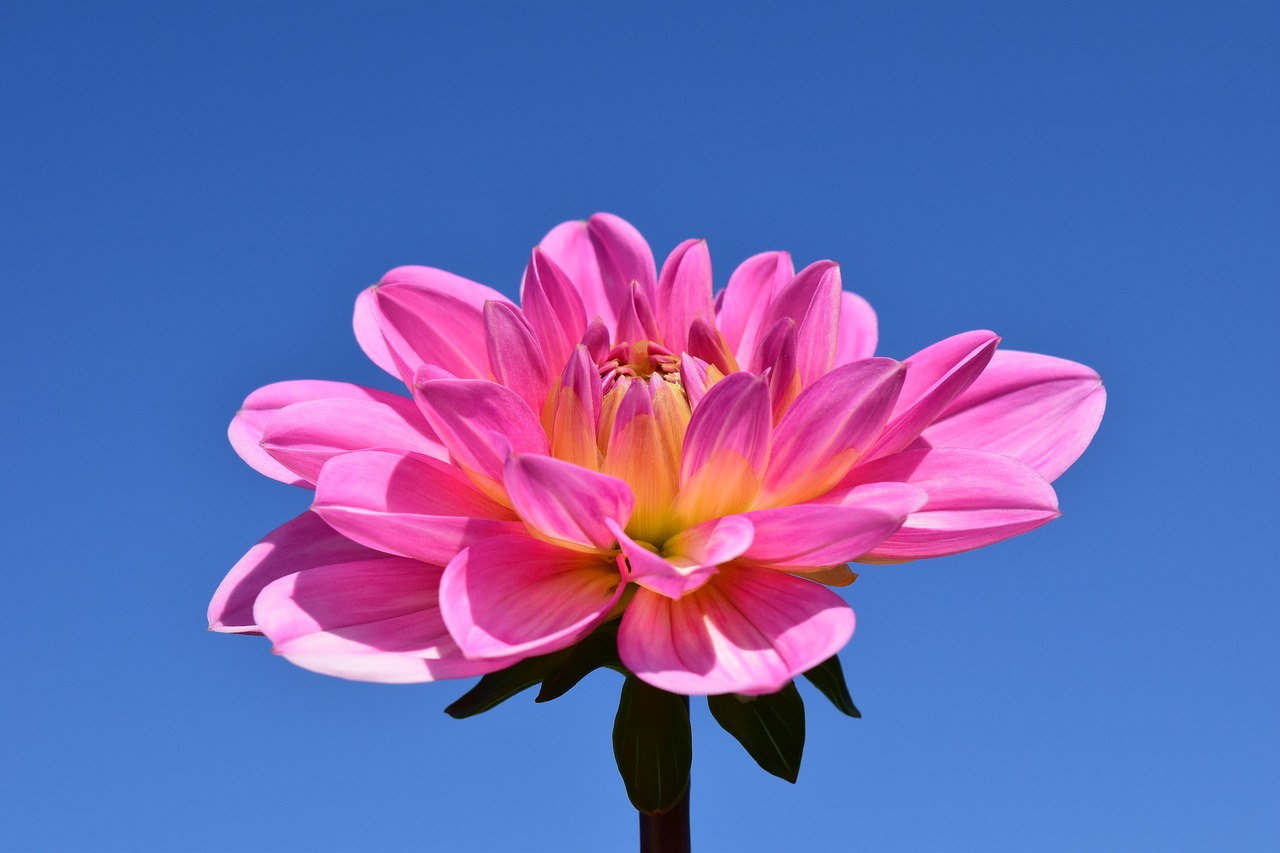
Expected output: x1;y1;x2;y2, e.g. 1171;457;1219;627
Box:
211;213;1104;696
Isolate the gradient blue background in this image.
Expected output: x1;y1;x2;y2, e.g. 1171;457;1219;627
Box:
3;2;1277;851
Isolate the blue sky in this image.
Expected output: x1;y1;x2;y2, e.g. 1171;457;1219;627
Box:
3;2;1277;851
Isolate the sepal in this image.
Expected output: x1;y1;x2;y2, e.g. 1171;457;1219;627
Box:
801;654;861;717
708;682;806;783
612;678;692;815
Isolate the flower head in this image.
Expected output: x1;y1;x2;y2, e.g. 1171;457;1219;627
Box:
212;213;1104;697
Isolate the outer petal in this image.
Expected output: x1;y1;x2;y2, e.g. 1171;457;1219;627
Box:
229;380;423;487
439;535;624;659
259;397;446;487
504;453;634;551
657;239;715;354
833;290;878;365
354;287;400;378
484;301;550;416
254;558;514;683
520;248;588;373
743;482;926;566
865;330;1000;461
412;374;549;500
850;448;1061;561
539;214;657;334
618;564;855;695
208;510;380;634
762;358;907;506
370;265;510;383
792;267;842;387
312;450;523;565
913;350;1106;482
718;251;795;364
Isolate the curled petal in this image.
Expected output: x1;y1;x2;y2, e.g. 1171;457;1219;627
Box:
484;301;550;416
610;519;722;599
686;316;739;375
230;380;428;487
851;448;1061;561
794;269;842;387
440;535;624;659
254;558;514;683
521;248;588;372
751;318;801;421
209;510;380;634
742;483;926;566
539;214;657;335
866;330;1000;460
312;450;523;565
504;453;634;551
762;359;906;506
718;251;795;364
914;350;1106;482
618;564;855;696
657;239;715;354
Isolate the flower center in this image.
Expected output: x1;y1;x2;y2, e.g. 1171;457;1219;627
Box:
598;340;681;393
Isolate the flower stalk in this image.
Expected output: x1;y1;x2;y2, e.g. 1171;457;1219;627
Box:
638;697;691;853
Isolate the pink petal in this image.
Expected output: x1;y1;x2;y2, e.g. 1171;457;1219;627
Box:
545;346;604;470
680;372;772;484
504;453;634;551
539;214;657;334
254;558;515;683
259;396;446;487
679;354;715;409
750;318;801;422
673;373;771;525
521;248;588;373
657;239;715;354
439;535;624;658
581;316;611;362
615;281;662;345
833;290;878;365
618;564;855;695
372;268;506;382
762;358;907;506
412;374;549;498
353;287;400;378
763;260;837;333
865;330;1000;460
793;267;843;387
850;448;1061;561
312;449;523;565
742;482;927;566
230;380;424;488
914;349;1106;482
609;518;721;599
483;301;550;416
686;316;738;374
209;510;380;634
718;251;795;364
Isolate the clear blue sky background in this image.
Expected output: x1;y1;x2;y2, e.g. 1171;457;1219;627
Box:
3;2;1277;851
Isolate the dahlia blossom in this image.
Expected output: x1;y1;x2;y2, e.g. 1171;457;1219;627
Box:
211;212;1102;730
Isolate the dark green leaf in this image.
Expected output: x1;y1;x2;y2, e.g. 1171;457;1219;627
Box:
708;682;806;783
444;649;573;719
612;678;691;815
801;655;861;717
536;620;623;703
